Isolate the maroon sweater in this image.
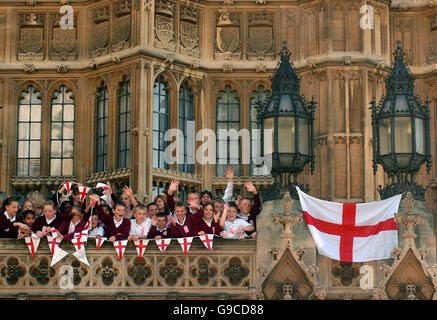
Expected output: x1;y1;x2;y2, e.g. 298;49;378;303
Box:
194;218;223;236
32;214;68;233
171;210;205;238
96;204;131;240
147;225;174;239
58;220;87;241
241;194;261;230
0;213;22;238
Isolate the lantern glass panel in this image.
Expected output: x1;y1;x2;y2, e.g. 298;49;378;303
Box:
415;118;426;155
263;117;274;155
379;118;392;155
278;117;295;153
394;117;412;153
394;95;409;112
279;95;292;112
298;117;309;155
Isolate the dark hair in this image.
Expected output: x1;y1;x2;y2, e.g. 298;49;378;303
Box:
102;204;112;212
59;200;73;214
22;210;35;219
114;201;126;209
147;202;158;210
1;197;19;213
200;190;213;198
174;201;186;210
70;205;83;215
203;201;214;211
227;201;239;211
213;198;224;204
156;212;168;219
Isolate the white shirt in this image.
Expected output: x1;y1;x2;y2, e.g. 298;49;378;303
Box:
88;226;105;237
68;220;81;234
223;218;251;239
113;216;123;228
45;216;56;225
223;181;234;203
176;216;186;226
4;211;16;222
202;217;213;227
130;217;152;236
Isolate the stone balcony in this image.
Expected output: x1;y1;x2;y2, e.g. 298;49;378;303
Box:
0;238;256;300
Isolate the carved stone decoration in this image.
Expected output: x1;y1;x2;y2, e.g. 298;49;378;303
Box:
255;63;267;73
430;0;437;8
144;0;153;11
331;262;361;287
282;283;293;300
50;13;78;60
223;257;249;286
91;6;110;58
247;12;274;60
0;258;26;285
24;64;35;74
159;257;183;286
179;6;199;57
18;13;45;61
214;13;241;59
127;257;152;285
428;16;437;64
0;12;6;26
30;258;55;285
95;257;120;286
154;0;176;51
222;63;233;72
112;0;132;52
190;257;217;285
56;64;68;73
71;260;88;286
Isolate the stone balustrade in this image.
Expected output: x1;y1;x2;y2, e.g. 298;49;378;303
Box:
0;238;256;300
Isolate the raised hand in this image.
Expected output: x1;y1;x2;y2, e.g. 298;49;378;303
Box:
244;181;257;195
168;179;180;196
225;167;234;182
214;210;221;223
187;199;200;211
123;186;133;197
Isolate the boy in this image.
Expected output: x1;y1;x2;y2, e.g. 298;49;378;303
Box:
167;180;202;215
147;213;173;239
32;201;68;237
146;202;159;218
213;198;225;215
90;194;131;243
238;181;261;237
128;204;152;241
170;201;203;238
219;202;254;239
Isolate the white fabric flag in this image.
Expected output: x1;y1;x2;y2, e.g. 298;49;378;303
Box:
96;237;107;250
155;238;171;252
24;234;40;257
71;235;87;252
63;181;73;194
78;186;91;205
177;237;193;255
199;234;214;250
72;247;90;266
47;236;69;266
114;240;128;260
47;235;62;256
297;187;401;262
134;239;149;259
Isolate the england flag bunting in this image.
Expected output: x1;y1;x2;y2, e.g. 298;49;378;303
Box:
296;186;401;263
156;238;171;252
50;227;59;239
114;240;128;260
177;237;193;255
71;234;90;266
134;239;149;259
78;186;91;205
24;234;40;257
95;237;107;250
72;248;90;266
95;182;109;191
47;235;69;266
63;181;73;194
199;234;214;250
72;234;87;251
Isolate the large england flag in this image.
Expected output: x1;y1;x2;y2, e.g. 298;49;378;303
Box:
297;187;402;262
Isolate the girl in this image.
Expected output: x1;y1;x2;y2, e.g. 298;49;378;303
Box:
120;186;138;219
56;205;87;241
16;210;35;239
32;200;67;237
0;197;21;238
88;214;105;238
154;194;169;215
195;202;222;236
219;202;254;239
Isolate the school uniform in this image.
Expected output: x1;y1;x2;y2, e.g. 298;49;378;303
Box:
194;217;222;236
96;204;131;240
166;194;195;215
147;225;173;239
239;194;261;231
222;217;252;239
0;211;22;238
88;225;105;237
171;211;203;238
130;217;152;237
58;219;87;241
32;214;66;233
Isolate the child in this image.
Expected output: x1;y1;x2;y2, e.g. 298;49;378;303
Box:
147;202;159;219
56;205;87;241
128;204;152;241
200;190;213;206
88;214;105;238
32;200;68;237
219;202;254;239
21;200;34;214
167;180;202;215
213;198;225;215
195;202;222;236
0;197;21;238
27;191;45;218
90;194;131;243
16;210;36;239
147;213;173;239
170;201;203;238
237;181;261;238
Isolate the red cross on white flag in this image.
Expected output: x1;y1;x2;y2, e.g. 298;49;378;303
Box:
177;237;193;255
199;234;214;250
50;227;59;239
95;237;107;250
155;238;171;252
83;216;92;232
63;181;73;194
47;236;69;266
114;240;128;260
134;239;149;259
95;182;109;191
24;235;40;257
47;235;62;256
78;186;91;205
74;229;89;243
71;236;87;251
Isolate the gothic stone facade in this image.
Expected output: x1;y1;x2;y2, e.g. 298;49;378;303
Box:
0;0;437;299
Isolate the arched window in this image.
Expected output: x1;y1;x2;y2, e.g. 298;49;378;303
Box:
153;75;170;170
117;76;131;169
95;82;108;173
17;86;42;176
178;80;195;173
216;85;240;176
249;85;270;175
50;86;75;176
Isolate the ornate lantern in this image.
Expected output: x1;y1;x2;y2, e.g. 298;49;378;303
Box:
257;41;316;200
370;41;431;200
